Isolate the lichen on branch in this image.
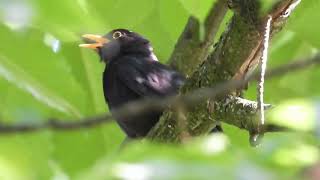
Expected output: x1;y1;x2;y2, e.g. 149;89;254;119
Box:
148;0;301;143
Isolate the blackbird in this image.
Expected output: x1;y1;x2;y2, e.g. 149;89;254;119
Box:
80;29;185;138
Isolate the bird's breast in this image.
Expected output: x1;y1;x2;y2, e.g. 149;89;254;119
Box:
103;67;139;109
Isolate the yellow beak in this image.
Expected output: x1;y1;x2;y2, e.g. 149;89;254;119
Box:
79;34;109;49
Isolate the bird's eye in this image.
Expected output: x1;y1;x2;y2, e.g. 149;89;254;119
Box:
112;31;123;39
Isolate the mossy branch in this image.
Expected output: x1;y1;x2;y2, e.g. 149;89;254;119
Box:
148;0;301;142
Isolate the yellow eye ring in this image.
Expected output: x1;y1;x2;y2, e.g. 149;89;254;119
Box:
112;31;123;39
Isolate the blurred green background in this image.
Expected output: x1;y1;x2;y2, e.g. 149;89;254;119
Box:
0;0;319;179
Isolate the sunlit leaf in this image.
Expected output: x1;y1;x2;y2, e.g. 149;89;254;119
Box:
268;99;315;131
178;0;217;22
287;0;320;48
272;143;319;167
0;54;82;117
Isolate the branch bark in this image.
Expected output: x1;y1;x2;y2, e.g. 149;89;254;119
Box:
169;0;228;77
148;0;302;142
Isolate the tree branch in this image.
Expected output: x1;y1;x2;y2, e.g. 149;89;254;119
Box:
148;0;302;142
0;54;319;134
169;0;228;76
0;115;113;133
147;54;320;141
204;0;229;48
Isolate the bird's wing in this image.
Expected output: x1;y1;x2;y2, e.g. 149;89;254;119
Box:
116;56;185;97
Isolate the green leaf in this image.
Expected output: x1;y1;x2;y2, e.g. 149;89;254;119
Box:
178;0;217;22
0;133;52;180
272;143;319;167
287;0;320;48
28;0;104;41
61;43;106;115
268;99;315;131
86;0;156;30
0;54;82;117
0;25;94;118
157;0;189;42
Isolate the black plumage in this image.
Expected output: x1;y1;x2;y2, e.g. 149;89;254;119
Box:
80;29;185;138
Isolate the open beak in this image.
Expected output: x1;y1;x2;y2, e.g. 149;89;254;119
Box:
79;34;110;49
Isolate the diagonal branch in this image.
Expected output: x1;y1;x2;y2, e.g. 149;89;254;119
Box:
169;0;228;76
203;0;229;48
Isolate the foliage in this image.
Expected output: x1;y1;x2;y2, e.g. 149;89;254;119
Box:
0;0;319;179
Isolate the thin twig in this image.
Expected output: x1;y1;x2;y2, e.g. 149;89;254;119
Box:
0;54;319;134
0;115;113;133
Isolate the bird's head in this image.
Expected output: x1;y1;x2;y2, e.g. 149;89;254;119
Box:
80;29;157;62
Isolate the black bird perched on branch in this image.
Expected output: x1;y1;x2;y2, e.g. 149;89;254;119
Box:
80;29;185;138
